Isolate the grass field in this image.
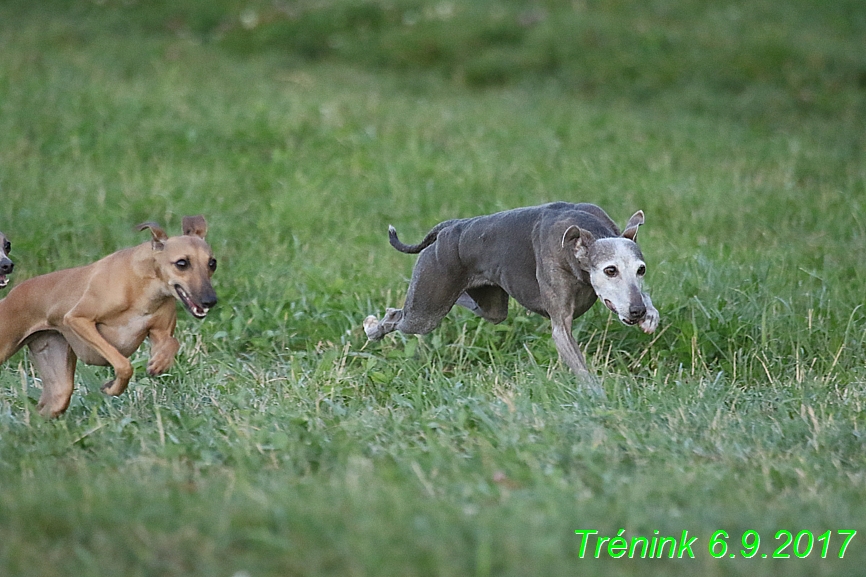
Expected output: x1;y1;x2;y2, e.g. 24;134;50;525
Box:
1;0;865;575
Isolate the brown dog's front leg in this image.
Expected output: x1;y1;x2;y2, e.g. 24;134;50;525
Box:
62;314;134;397
146;328;180;376
145;303;179;376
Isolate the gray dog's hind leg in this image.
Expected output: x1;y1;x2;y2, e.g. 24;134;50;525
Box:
364;295;458;340
456;286;509;324
365;287;504;340
364;308;404;340
366;241;468;339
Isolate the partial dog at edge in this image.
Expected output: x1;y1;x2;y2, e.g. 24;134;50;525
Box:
0;216;217;417
0;231;13;289
364;202;659;396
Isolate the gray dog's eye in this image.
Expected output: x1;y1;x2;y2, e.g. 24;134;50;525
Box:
604;266;617;277
637;265;646;276
3;241;9;253
174;259;189;270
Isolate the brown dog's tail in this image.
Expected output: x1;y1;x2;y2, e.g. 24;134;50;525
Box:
388;220;456;254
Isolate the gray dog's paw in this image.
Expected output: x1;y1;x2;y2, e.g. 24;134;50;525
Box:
363;315;380;340
639;306;659;334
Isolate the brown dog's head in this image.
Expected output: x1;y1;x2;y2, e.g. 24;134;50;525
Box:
137;215;217;318
0;232;13;289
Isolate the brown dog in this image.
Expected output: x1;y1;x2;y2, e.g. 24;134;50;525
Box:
0;216;217;417
0;231;13;288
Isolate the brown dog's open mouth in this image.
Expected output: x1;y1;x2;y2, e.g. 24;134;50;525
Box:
175;285;209;319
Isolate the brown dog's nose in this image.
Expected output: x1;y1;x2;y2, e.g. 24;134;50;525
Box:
201;291;217;310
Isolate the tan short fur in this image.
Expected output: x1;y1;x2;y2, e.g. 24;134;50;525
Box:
0;216;217;417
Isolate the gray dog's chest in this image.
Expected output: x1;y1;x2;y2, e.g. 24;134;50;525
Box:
452;206;603;317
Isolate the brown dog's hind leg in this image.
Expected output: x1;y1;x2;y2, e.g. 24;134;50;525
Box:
28;332;78;418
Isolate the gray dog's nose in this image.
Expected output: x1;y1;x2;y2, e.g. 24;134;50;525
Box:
0;259;12;274
629;304;646;319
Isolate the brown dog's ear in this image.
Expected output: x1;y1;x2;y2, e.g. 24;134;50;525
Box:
182;215;208;239
136;222;168;251
622;210;645;241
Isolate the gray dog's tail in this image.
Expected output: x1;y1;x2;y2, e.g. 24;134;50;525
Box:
388;220;455;254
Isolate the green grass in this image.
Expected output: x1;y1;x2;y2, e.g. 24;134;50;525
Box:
1;0;865;575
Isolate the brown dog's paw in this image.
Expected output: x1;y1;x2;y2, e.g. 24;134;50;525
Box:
146;356;174;377
147;337;180;376
36;399;70;419
101;378;129;397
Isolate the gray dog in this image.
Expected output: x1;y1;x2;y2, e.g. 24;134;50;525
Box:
364;202;659;391
0;232;13;289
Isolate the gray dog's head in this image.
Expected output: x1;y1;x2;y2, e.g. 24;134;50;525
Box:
0;232;13;289
563;211;650;326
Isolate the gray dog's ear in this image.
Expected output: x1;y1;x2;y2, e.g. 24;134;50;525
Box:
562;225;595;253
137;222;168;251
622;210;645;241
182;215;208;239
563;225;596;269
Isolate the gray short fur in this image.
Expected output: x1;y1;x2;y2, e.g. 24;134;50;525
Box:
364;202;659;395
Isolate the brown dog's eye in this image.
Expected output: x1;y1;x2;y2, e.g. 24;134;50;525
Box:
637;265;646;276
208;258;217;272
174;259;189;270
604;266;617;277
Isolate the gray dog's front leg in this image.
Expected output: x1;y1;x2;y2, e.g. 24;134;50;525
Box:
638;292;659;334
550;321;607;399
550;322;589;374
